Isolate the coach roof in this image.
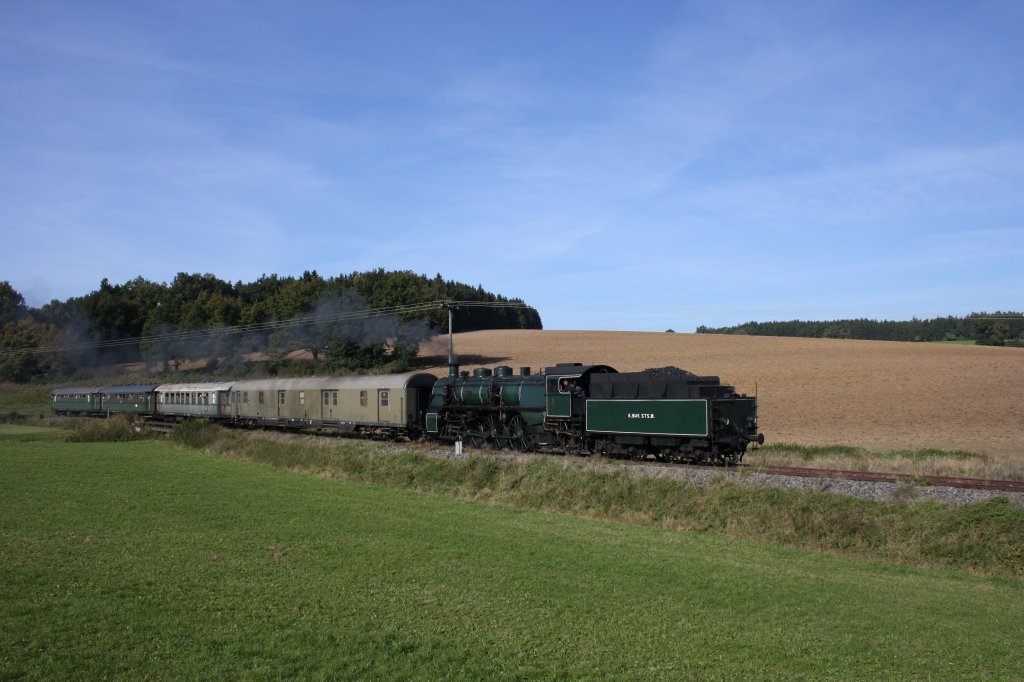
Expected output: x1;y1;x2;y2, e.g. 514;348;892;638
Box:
228;373;438;392
99;384;162;394
155;382;235;393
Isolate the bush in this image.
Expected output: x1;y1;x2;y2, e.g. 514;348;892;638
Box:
65;415;157;442
170;419;220;449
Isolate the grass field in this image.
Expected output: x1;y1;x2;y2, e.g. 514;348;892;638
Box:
0;383;51;417
0;424;66;441
2;440;1022;679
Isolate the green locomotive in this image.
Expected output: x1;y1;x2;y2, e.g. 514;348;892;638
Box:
426;363;762;464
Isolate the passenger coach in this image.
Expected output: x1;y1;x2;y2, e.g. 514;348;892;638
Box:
52;385;159;417
52;387;102;415
156;382;234;420
222;373;438;436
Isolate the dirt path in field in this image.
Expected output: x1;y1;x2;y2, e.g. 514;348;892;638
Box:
416;330;1024;457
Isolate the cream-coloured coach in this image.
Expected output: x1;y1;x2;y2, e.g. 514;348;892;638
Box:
225;373;438;434
156;382;234;419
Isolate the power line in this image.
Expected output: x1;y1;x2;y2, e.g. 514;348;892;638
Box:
0;300;530;359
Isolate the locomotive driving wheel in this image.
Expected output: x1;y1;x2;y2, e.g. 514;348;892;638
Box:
504;415;531;452
465;416;500;449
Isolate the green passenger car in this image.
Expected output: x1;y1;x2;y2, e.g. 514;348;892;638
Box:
51;387;102;415
99;385;160;416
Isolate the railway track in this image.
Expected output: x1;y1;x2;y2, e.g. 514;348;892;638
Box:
752;465;1024;494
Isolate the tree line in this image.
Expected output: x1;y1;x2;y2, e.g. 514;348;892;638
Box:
0;271;542;382
696;313;1024;346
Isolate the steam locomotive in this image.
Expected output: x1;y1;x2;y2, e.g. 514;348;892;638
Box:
427;363;762;465
52;362;762;465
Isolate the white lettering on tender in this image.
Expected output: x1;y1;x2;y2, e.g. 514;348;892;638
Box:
627;413;655;419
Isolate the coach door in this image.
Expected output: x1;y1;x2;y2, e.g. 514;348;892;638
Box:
322;390;338;420
378;389;391;423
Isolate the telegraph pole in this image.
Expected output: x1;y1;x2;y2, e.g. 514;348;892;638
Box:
442;302;459;371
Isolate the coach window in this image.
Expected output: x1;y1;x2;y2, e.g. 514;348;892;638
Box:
258;391;264;405
243;391;249;404
380;391;389;407
279;390;286;405
332;391;338;406
299;391;305;406
323;392;330;406
360;390;367;407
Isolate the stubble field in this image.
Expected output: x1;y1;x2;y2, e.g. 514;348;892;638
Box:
417;330;1024;461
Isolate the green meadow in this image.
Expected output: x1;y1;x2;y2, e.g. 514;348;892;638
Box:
2;439;1022;679
0;424;66;441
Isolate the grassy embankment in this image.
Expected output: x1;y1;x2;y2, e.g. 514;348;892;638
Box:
748;443;1024;481
4;419;1024;578
2;435;1022;679
0;383;51;419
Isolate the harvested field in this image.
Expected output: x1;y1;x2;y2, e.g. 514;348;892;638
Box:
416;330;1024;460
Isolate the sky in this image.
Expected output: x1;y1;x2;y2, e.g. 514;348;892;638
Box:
2;0;1022;332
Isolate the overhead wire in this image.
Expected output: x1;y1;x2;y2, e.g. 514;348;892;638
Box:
0;300;530;359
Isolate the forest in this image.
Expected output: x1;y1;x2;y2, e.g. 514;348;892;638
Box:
696;313;1024;346
0;271;542;382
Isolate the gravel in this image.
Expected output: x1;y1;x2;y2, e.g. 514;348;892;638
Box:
418;443;1024;507
626;463;1024;507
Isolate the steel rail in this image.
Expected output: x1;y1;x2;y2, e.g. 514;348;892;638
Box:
754;465;1024;494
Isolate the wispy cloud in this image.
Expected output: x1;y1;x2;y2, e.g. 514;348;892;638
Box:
1;1;1022;328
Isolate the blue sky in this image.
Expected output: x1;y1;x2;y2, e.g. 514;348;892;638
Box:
2;0;1022;331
